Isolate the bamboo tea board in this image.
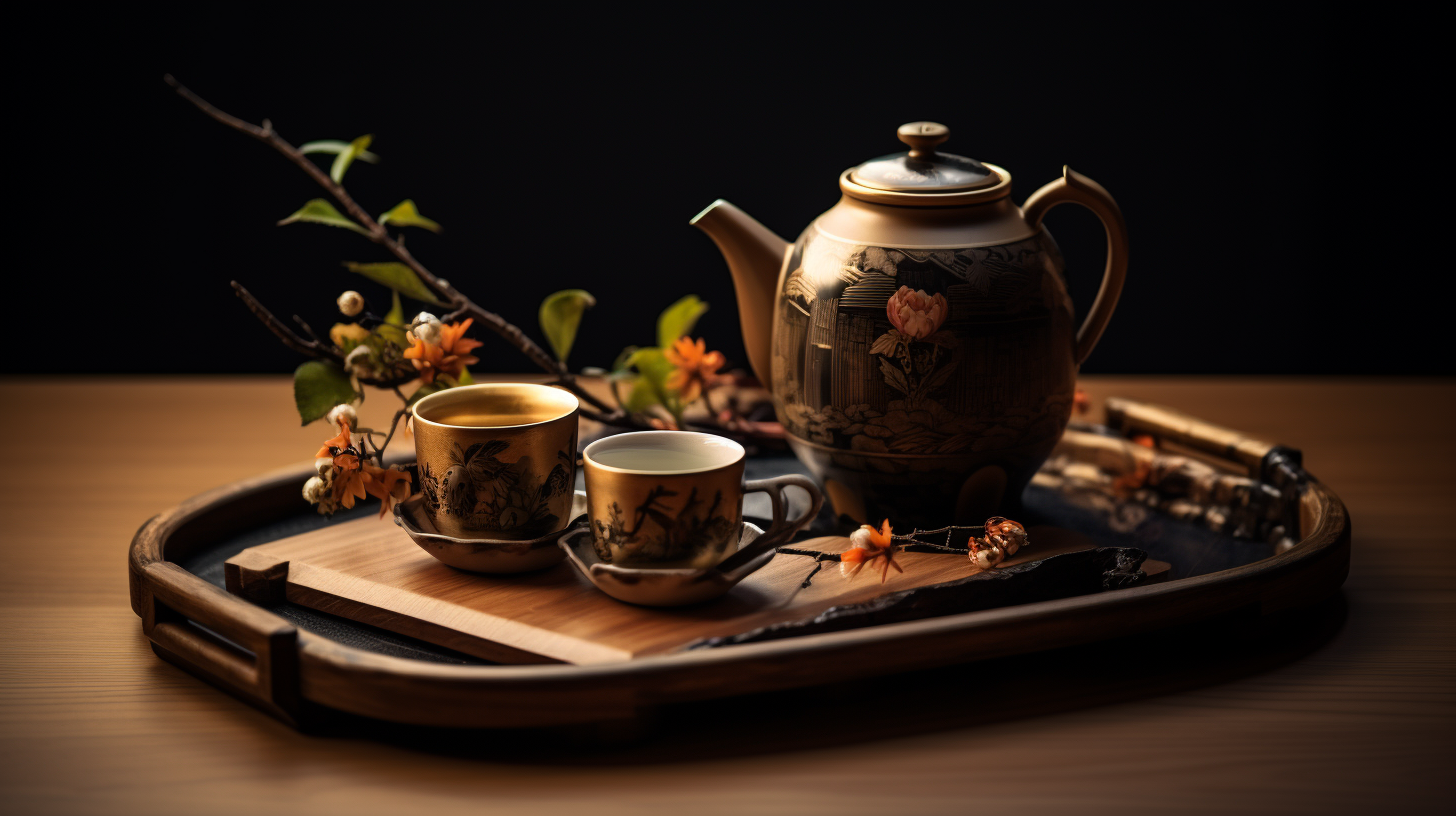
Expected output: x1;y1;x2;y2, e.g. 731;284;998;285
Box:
225;515;1159;665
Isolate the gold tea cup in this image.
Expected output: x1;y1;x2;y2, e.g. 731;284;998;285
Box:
582;431;822;570
411;383;579;540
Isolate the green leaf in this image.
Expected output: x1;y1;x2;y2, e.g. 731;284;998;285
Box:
343;261;447;306
378;199;442;233
293;361;358;425
657;295;708;350
384;290;405;326
625;377;660;413
330;134;373;183
375;291;409;347
277;199;370;235
538;289;596;364
622;347;676;413
300;140;381;164
608;345;640;379
625;346;670;374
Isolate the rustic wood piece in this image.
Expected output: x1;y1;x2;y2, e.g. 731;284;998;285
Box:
691;547;1162;648
224;513;1115;664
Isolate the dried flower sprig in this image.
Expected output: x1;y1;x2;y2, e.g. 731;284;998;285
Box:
830;516;1031;581
404;316;482;386
840;519;903;582
306;410;412;517
968;516;1029;569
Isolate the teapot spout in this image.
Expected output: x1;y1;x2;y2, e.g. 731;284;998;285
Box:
690;200;790;389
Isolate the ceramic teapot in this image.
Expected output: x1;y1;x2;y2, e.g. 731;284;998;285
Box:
691;122;1127;526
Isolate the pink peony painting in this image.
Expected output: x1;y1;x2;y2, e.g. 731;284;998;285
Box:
886;286;948;341
867;286;957;410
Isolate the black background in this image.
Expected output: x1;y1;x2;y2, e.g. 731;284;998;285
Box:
11;11;1442;376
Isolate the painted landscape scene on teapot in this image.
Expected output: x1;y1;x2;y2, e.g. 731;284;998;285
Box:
771;227;1077;464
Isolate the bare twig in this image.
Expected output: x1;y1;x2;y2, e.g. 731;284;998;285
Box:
778;547;842;562
369;370;432;390
776;547;842;592
609;378;629;412
549;376;616;414
578;403;653;430
233;283;426;390
232;282;342;362
797;560;826;589
376;407;410;462
292;314;327;346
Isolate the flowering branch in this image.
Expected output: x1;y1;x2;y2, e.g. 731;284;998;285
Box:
168;76;785;514
774;517;1031;589
166;76;605;404
232;281;422;390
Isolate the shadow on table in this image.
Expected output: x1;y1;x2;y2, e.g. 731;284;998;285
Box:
306;591;1349;764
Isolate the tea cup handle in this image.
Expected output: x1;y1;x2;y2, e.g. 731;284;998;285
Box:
718;475;824;573
1021;166;1129;365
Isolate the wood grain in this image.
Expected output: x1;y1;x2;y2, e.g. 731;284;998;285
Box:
2;376;1453;815
224;515;1105;664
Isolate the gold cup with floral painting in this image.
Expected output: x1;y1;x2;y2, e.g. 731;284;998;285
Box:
583;431;822;569
411;383;579;540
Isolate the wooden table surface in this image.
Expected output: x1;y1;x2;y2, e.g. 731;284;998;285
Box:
1;376;1452;815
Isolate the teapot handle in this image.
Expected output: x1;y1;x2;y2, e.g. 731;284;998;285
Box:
1022;166;1129;366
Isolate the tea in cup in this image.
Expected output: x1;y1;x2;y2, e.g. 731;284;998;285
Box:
411;383;579;540
582;431;822;569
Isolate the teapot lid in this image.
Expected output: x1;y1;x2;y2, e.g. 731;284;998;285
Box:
842;122;1010;207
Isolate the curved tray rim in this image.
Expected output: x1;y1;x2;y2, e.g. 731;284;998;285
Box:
129;459;1350;728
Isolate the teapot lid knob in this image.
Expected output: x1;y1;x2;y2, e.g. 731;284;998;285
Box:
846;121;997;197
897;122;950;159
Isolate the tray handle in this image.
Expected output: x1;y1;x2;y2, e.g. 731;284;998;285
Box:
140;561;300;722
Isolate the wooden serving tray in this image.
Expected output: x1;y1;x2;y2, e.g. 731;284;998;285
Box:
223;514;1165;665
128;403;1349;730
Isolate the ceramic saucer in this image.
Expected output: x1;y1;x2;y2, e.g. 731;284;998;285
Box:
558;521;776;607
393;490;585;574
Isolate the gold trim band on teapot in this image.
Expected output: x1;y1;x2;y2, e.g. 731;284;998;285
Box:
839;163;1013;207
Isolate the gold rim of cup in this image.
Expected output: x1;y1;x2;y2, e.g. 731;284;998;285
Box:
412;382;580;430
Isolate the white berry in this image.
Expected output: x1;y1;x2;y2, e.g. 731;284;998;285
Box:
336;290;365;317
302;476;328;502
327;404;358;429
343;345;375;376
971;545;1004;570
